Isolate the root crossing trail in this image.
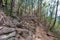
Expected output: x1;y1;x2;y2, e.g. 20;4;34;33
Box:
0;9;53;40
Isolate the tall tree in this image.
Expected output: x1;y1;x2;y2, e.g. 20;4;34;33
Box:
0;0;3;7
10;0;15;16
38;0;42;21
50;0;59;30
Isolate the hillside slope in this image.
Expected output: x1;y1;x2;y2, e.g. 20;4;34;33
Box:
0;9;53;40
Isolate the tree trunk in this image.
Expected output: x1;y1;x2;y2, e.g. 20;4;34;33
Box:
50;0;59;30
10;0;15;16
38;0;42;21
0;0;2;7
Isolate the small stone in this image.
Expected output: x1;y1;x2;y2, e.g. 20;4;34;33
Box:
0;32;16;40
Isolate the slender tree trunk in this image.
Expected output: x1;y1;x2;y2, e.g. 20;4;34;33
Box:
50;0;59;30
10;0;15;16
0;0;2;7
38;0;42;21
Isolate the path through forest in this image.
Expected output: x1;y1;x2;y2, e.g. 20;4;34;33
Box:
0;9;54;40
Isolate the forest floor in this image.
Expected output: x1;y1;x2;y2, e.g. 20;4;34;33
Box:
0;9;54;40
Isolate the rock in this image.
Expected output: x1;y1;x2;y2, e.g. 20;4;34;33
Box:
8;32;16;37
0;31;16;40
0;35;15;40
0;35;8;39
0;27;15;34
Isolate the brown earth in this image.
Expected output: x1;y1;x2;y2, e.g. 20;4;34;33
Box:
0;9;54;40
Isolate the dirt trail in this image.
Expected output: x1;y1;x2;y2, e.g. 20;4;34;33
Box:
0;9;54;40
